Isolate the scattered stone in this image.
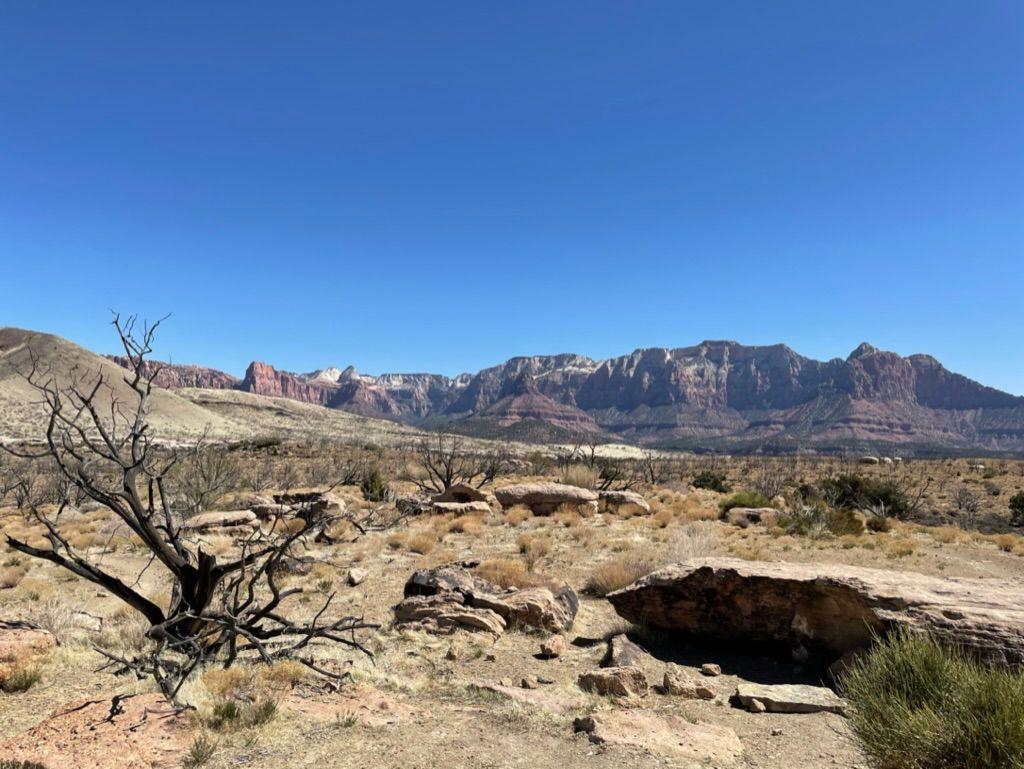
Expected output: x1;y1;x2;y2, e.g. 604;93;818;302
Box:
520;675;539;689
347;568;367;587
539;634;569;659
484;653;497;662
771;728;784;736
494;482;599;516
179;509;258;532
598;490;650;515
445;645;459;661
663;664;715;699
577;666;648;697
573;711;743;766
0;693;190;769
607;558;1024;667
734;683;847;714
859;456;880;465
748;698;766;714
700;663;722;677
602;633;648;668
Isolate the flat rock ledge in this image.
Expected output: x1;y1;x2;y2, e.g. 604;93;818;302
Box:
734;683;847;714
574;711;743;766
607;558;1024;666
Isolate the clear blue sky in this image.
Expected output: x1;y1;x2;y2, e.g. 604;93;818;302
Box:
2;3;1022;393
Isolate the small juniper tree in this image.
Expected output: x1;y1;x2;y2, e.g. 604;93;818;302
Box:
2;315;377;705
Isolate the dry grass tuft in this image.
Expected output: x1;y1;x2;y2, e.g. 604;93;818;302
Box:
476;558;547;589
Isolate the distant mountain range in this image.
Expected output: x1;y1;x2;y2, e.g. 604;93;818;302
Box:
109;340;1024;454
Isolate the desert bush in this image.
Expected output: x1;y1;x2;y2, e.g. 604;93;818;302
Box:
476;558;545;589
718;491;771;515
819;475;909;519
826;507;865;536
183;736;217;769
207;696;277;730
1009;491;1024;527
584;549;660;596
171;440;240;516
0;564;28;589
405;531;437;554
504;504;532;526
778;502;828;537
839;629;1024;769
952;486;981;515
561;464;600;489
516;533;552;570
360;466;391;502
0;661;41;693
692;471;729;493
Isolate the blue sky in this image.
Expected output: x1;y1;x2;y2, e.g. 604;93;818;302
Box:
2;2;1022;392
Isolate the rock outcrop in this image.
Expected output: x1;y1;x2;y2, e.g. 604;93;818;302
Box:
577;666;648;697
494;482;599;515
607;558;1024;667
598;489;650;515
395;564;579;635
180;510;258;532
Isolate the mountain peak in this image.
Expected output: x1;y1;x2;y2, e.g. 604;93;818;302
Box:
848;342;879;360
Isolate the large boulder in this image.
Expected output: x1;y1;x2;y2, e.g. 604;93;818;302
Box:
494;482;598;515
607;558;1024;667
398;564;579;634
431;501;491;516
598;490;650;515
393;592;506;636
432;483;498;509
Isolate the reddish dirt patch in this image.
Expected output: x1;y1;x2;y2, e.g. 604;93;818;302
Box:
282;683;419;727
0;692;192;769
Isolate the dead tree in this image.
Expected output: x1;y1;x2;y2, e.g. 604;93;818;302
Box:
408;432;503;493
2;315;376;706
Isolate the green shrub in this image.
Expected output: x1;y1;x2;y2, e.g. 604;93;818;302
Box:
360;467;390;502
820;475;909;519
839;629;1024;769
692;471;729;493
207;696;278;731
1010;491;1024;527
778;502;827;537
0;663;41;693
719;491;771;515
183;736;217;768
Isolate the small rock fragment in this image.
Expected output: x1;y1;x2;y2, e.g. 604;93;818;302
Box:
539;634;569;659
700;663;722;677
578;666;648;697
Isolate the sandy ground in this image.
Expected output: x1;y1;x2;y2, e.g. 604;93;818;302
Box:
3;477;1024;768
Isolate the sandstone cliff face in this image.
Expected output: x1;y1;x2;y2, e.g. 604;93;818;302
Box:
110;341;1024;453
106;357;238;390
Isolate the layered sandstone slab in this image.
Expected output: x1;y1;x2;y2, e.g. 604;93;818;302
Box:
608;558;1024;666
